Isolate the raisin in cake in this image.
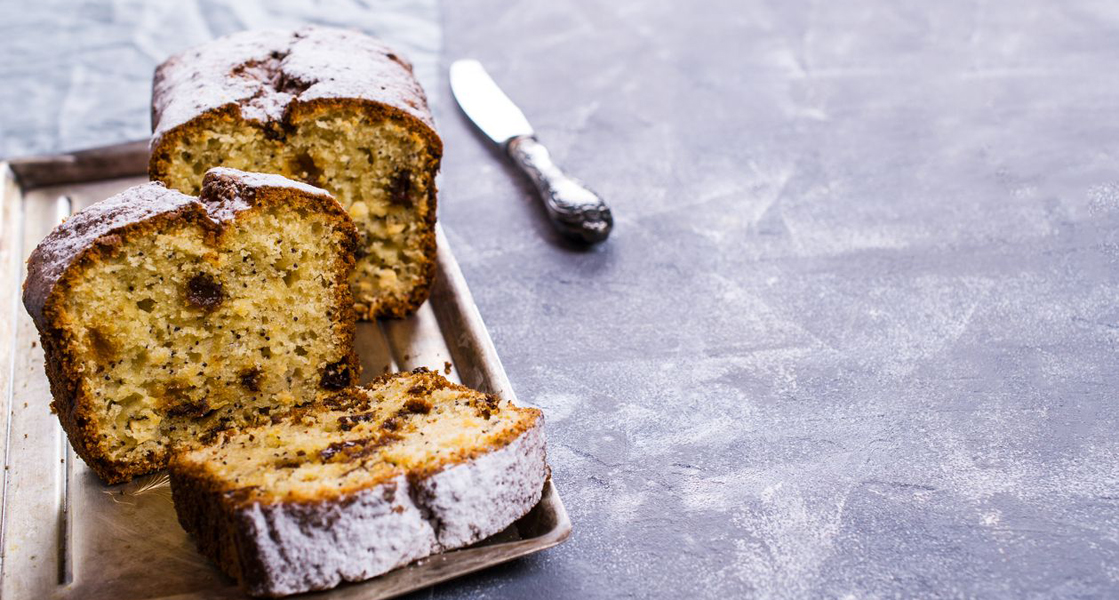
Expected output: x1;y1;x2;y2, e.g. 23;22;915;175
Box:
169;369;547;597
149;27;443;319
22;168;360;484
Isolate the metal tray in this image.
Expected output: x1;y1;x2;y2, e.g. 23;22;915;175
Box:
0;142;571;599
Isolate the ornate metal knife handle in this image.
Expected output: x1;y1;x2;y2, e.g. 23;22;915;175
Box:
506;135;613;243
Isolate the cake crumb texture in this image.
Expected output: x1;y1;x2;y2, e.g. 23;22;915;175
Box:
170;369;547;597
22;168;360;484
149;26;443;319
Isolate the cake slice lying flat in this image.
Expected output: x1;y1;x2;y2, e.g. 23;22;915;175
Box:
22;168;359;483
169;369;547;597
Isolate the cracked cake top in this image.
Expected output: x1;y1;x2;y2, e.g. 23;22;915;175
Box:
150;26;437;148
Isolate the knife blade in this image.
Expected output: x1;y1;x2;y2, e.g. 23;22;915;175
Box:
449;59;613;243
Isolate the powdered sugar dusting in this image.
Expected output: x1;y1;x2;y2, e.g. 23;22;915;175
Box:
236;418;547;596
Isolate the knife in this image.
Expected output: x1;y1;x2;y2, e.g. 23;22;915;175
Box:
449;59;613;243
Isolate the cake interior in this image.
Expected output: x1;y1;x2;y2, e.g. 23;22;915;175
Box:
155;107;437;317
175;372;541;503
61;202;354;473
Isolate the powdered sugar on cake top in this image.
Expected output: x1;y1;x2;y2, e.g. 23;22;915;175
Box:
151;26;436;148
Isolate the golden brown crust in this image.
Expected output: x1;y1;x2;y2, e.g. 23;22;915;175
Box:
22;170;360;484
169;463;249;584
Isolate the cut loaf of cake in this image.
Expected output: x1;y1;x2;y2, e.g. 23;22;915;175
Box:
22;168;360;484
149;26;443;319
169;369;547;597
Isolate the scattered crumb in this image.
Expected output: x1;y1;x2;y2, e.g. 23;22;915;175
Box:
444;361;453;374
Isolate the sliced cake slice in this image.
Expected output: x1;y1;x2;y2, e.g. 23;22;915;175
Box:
22;168;360;483
149;26;443;319
168;369;547;597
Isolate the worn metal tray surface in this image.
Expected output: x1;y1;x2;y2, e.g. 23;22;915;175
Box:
0;142;570;599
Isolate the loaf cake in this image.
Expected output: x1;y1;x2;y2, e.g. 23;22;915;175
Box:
22;168;360;484
149;27;443;319
170;369;547;597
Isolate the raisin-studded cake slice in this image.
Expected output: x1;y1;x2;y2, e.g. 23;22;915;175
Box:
169;369;547;598
149;26;443;319
22;168;360;484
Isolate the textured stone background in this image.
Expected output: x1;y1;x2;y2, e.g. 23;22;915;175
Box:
0;0;439;157
437;1;1119;598
4;0;1119;598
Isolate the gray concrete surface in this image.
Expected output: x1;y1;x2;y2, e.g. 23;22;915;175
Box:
0;0;440;157
4;0;1119;598
435;1;1119;598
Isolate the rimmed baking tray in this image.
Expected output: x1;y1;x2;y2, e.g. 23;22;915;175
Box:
0;141;571;599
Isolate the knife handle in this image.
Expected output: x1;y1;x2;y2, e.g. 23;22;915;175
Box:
506;135;613;243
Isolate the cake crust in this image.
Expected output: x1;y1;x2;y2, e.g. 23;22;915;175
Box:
23;169;360;483
169;371;548;597
149;28;437;146
149;27;443;319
